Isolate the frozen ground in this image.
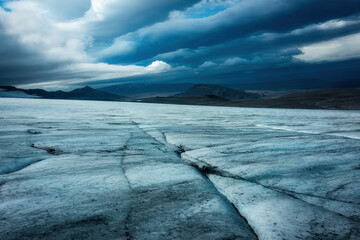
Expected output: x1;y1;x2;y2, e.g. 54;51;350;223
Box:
0;98;359;240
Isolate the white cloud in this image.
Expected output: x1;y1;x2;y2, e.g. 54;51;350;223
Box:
0;1;91;63
97;40;136;58
58;0;200;42
223;57;247;65
0;0;176;87
199;61;217;68
296;33;360;62
53;61;172;82
146;60;172;73
26;0;90;21
17;60;174;89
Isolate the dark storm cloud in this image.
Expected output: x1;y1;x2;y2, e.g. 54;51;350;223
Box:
0;0;359;89
0;0;201;87
69;0;201;43
0;20;63;85
101;0;360;63
154;15;360;66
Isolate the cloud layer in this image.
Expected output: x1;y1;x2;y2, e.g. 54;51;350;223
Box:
0;0;360;89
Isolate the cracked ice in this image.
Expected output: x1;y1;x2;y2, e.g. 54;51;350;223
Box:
0;98;359;240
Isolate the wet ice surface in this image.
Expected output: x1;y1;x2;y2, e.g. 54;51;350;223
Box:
0;98;359;240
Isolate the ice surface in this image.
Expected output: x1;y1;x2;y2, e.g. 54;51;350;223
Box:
209;175;359;240
0;98;359;239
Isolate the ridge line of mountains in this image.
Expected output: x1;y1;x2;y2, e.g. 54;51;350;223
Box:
0;85;130;101
1;84;360;110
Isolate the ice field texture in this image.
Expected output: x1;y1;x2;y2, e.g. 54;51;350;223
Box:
0;98;360;240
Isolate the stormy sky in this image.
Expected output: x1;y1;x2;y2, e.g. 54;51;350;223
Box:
0;0;360;89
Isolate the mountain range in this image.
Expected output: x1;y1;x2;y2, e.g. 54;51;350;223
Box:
173;84;261;100
0;86;129;101
1;84;359;110
99;83;193;98
140;84;360;110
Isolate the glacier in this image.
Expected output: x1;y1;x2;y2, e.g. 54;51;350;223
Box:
0;98;359;240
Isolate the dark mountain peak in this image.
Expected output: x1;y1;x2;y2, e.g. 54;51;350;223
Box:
81;86;93;90
1;85;129;102
175;84;260;101
191;83;248;94
187;84;243;93
193;83;217;87
99;83;194;98
69;86;95;93
0;86;20;91
192;83;228;89
66;86;129;101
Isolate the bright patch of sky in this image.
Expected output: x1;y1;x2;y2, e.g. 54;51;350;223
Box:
185;0;240;18
0;0;11;11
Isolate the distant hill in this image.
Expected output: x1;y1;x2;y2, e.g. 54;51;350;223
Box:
99;83;194;98
0;87;39;98
228;88;360;110
142;84;262;105
141;95;230;106
0;86;129;101
174;84;261;100
142;86;360;110
64;86;129;101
